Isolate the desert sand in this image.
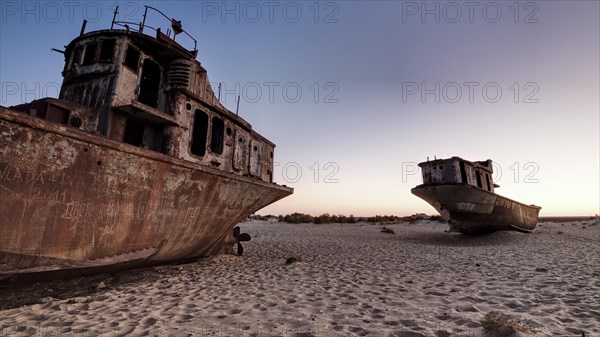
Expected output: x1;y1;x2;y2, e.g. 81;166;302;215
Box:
1;219;598;337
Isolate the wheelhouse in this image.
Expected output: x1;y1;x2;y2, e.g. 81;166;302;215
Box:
418;157;496;193
11;11;275;183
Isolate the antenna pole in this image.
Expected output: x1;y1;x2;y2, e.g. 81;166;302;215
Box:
110;6;119;29
80;20;87;36
140;6;149;34
236;95;240;115
218;83;222;101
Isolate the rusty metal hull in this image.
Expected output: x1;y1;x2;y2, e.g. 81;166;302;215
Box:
0;108;292;279
411;184;541;234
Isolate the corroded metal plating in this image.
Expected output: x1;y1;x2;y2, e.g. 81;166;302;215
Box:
411;157;540;234
0;8;292;280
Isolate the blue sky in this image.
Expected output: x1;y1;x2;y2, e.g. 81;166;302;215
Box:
1;1;598;216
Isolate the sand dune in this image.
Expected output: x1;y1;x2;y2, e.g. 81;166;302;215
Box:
1;220;598;336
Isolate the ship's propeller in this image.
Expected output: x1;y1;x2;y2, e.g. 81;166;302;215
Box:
233;226;251;256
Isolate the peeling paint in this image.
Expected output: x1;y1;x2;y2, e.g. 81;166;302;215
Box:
412;156;540;234
0;9;292;280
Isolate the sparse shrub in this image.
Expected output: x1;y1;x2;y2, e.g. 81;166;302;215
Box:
368;215;400;223
430;215;446;223
281;213;363;224
481;311;535;337
314;213;331;224
283;212;314;224
285;256;303;265
380;227;395;234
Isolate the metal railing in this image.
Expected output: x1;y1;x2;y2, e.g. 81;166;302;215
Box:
110;5;197;53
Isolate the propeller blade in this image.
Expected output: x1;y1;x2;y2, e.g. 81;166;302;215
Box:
235;242;244;256
238;233;251;242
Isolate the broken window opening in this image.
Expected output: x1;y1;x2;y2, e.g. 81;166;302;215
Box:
210;117;225;155
485;174;491;191
123;118;145;147
124;45;140;72
459;161;468;184
475;170;482;189
72;45;83;67
82;42;98;65
191;109;209;156
99;39;116;62
46;104;70;125
138;59;161;109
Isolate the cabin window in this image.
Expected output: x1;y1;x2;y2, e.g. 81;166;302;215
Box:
475;170;482;189
210;117;225;155
99;39;116;62
191;109;209;156
69;115;83;128
123;118;145;147
485;174;491;191
459;161;468;184
46;104;70;125
72;45;83;67
138;59;161;108
82;42;98;65
124;45;140;72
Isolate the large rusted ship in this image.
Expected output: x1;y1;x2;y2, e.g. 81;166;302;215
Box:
0;7;292;281
411;157;541;234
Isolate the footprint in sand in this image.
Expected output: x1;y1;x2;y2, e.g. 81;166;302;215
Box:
174;314;193;323
393;332;426;337
141;317;156;327
59;326;72;334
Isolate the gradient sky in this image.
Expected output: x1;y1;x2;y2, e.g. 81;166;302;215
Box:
1;1;598;217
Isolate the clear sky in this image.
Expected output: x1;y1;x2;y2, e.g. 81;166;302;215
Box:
1;1;598;217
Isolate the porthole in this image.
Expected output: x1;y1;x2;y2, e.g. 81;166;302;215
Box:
253;146;258;151
185;102;192;111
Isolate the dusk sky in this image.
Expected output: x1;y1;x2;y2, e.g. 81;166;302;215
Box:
1;1;598;217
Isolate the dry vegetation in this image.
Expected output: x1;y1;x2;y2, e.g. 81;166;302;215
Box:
249;213;446;224
480;311;536;337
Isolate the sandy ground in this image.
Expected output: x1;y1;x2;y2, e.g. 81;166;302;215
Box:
1;220;598;337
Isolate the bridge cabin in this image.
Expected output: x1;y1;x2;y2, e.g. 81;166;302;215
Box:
418;157;497;193
11;8;275;183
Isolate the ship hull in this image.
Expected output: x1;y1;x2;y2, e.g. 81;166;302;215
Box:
411;184;541;234
0;108;292;280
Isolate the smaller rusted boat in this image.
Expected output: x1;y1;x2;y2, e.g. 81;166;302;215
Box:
411;157;541;234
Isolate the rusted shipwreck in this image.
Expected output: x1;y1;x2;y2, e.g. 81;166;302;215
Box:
0;7;293;281
411;157;540;234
